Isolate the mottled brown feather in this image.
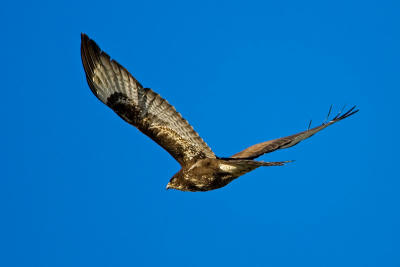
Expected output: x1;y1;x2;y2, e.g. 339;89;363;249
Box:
81;34;215;165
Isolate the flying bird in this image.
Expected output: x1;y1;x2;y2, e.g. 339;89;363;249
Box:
81;33;358;192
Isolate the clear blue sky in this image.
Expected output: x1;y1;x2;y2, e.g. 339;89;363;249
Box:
1;0;399;266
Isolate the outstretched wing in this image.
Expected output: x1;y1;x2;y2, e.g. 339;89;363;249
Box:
81;33;215;165
231;106;358;159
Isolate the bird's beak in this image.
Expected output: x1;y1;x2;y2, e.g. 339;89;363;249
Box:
166;183;171;190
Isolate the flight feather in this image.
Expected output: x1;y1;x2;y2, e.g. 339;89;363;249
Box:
81;34;215;165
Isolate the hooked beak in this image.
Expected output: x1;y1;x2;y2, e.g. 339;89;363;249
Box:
166;183;171;190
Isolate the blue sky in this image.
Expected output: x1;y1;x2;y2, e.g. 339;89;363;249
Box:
1;0;399;266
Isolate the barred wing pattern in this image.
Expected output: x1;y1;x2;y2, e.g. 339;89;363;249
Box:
81;34;215;165
231;106;359;159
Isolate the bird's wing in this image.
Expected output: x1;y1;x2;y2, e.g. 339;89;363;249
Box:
231;106;358;159
81;34;215;165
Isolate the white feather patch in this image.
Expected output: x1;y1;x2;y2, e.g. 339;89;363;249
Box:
219;164;237;172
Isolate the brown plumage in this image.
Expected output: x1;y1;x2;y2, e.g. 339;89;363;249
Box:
81;33;359;192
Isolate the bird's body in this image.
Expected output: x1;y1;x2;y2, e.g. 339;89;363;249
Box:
81;33;358;192
168;158;290;191
169;158;234;192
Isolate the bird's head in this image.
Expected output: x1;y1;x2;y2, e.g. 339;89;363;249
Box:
166;171;183;190
165;181;174;190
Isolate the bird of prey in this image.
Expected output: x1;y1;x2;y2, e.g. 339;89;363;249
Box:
81;33;358;192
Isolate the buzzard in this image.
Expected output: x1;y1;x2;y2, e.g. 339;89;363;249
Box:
81;33;358;192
